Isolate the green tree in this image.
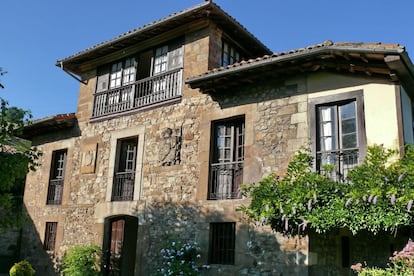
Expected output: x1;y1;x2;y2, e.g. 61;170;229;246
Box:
0;68;41;228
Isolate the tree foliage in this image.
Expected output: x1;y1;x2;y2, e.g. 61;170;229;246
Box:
61;244;101;276
239;144;414;235
0;69;41;228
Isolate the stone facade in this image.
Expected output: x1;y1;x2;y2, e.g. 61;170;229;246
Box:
18;2;414;276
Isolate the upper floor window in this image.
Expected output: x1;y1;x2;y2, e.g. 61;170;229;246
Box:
209;222;236;265
93;39;184;119
111;137;138;201
47;149;67;205
209;117;244;200
153;46;168;75
310;91;366;181
221;41;243;67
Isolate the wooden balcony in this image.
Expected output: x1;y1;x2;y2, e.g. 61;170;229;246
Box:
92;68;182;118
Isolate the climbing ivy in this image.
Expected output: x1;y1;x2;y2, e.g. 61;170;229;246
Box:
239;144;414;235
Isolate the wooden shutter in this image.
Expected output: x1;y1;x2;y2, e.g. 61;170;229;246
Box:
96;65;110;93
167;45;184;70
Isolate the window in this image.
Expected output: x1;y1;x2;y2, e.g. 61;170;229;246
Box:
96;57;136;93
209;222;236;265
310;91;365;181
111;137;138;201
44;222;57;251
153;46;168;75
221;41;243;67
209;117;244;200
46;149;67;205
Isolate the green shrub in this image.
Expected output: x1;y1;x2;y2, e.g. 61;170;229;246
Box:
61;244;101;276
9;260;35;276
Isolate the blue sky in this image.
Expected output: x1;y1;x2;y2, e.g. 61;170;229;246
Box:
1;0;413;119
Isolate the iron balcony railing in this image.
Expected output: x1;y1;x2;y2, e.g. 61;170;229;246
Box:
92;68;182;118
111;171;135;201
316;148;359;182
209;161;243;200
46;179;64;205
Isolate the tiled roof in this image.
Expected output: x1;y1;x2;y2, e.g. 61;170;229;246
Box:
190;40;405;78
21;113;77;139
57;1;270;74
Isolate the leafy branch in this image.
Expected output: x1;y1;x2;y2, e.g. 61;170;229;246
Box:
239;144;414;235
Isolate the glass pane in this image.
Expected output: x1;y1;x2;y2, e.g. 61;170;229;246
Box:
320;136;336;151
318;105;338;151
224;149;231;160
217;126;224;136
342;133;357;148
225;126;232;135
320;121;333;136
319;106;334;122
225;137;231;147
342;118;356;134
340;102;356;119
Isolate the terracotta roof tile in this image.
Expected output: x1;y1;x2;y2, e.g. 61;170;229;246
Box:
58;1;270;69
192;40;405;78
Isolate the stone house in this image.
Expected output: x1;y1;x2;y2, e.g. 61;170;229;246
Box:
18;1;414;275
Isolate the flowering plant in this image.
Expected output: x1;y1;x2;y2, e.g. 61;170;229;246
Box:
239;144;414;235
352;240;414;275
155;240;209;276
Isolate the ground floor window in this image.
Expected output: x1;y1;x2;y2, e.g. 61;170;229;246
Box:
209;222;236;265
43;222;57;251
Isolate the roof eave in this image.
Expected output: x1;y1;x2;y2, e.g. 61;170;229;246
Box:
21;113;77;139
186;45;408;89
56;1;270;75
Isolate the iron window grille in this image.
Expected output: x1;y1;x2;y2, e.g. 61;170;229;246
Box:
209;222;236;265
44;222;57;251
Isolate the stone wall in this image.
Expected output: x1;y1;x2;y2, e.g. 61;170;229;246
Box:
21;69;314;275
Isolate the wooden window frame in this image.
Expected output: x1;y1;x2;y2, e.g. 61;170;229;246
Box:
209;117;245;200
